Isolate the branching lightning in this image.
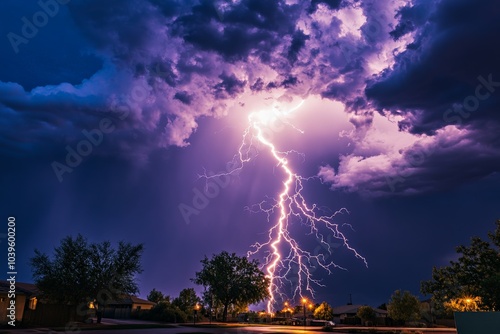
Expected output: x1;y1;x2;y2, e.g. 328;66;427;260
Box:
203;100;367;312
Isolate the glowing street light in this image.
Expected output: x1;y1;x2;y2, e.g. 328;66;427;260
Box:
302;298;307;329
193;303;200;325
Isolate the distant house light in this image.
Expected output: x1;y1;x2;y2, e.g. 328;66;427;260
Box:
29;297;38;310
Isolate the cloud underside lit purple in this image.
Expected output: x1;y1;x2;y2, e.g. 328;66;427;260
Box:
1;0;499;196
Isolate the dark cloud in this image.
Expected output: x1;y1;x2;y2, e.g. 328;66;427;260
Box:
320;124;500;196
1;0;398;160
173;0;300;61
2;0;500;198
149;0;186;18
0;1;102;91
213;72;246;99
68;0;167;62
173;91;193;105
389;3;428;41
287;29;310;64
308;0;343;13
280;76;299;88
250;78;265;92
315;0;500;195
366;0;500;135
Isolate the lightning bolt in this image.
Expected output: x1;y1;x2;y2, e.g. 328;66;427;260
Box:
203;99;367;312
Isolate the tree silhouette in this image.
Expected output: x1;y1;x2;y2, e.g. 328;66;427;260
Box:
31;234;143;319
421;220;500;311
193;251;269;321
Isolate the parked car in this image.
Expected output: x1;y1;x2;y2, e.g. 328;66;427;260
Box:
310;319;336;327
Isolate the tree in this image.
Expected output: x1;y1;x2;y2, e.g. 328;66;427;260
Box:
193;251;270;321
444;296;481;312
31;234;143;313
148;288;169;304
387;290;421;324
172;288;201;315
357;306;377;325
313;301;333;320
421;220;500;311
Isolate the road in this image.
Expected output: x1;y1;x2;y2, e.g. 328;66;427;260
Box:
1;324;457;334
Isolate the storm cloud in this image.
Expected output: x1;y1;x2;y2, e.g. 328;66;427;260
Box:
1;0;499;195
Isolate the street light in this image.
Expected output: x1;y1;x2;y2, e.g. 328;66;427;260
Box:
193;303;200;325
302;298;307;329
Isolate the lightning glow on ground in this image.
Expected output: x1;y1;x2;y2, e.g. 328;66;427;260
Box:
204;100;367;312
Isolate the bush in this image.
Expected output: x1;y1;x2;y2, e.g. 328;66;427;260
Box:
141;302;188;323
387;290;421;324
357;305;377;325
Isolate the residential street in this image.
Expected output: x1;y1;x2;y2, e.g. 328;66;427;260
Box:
1;323;458;334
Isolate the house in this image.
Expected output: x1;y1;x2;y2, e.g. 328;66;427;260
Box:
332;304;388;325
102;295;156;319
1;280;155;325
420;298;434;323
0;280;38;324
0;280;82;326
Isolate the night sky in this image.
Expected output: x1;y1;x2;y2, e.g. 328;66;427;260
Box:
1;0;499;310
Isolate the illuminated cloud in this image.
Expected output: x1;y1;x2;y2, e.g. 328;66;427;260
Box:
1;0;499;195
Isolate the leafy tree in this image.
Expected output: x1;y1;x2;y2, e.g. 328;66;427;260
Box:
421;220;500;311
172;288;201;315
313;301;333;320
148;288;169;304
193;251;270;321
31;234;143;311
387;290;421;324
357;306;377;325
